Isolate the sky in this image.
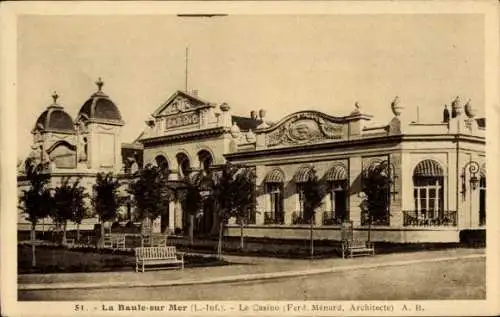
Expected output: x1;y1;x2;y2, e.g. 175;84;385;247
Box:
17;14;485;159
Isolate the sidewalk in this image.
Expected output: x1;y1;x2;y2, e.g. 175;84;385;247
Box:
18;248;485;291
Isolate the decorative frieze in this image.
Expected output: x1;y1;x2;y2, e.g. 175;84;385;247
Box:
265;112;344;147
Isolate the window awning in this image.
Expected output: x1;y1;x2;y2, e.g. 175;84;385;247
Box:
324;165;348;181
293;166;314;183
413;159;444;177
264;169;285;183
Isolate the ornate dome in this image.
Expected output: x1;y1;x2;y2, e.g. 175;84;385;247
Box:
32;92;75;134
77;78;124;125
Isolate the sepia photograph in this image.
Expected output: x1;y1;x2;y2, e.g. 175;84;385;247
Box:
1;1;499;316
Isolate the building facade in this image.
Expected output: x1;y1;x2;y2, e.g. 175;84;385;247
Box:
18;83;486;243
17;79;137;232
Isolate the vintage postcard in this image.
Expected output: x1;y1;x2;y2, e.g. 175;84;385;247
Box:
1;1;499;316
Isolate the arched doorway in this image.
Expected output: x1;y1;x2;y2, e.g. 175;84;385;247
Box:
198;150;213;173
155;155;169;173
176;153;191;179
155;155;170;232
176;153;191;232
263;168;285;224
324;164;349;225
412;159;445;225
195;150;214;236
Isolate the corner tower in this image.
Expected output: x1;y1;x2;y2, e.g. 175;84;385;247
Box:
75;78;124;173
30;92;76;170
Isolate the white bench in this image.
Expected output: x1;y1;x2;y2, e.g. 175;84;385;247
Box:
135;246;184;272
342;240;375;258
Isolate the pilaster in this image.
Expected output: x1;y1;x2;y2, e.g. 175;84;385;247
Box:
348;156;363;226
389;153;403;227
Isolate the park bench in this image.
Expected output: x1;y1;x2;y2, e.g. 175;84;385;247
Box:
102;234;126;250
113;234;126;250
134;246;184;272
340;220;375;259
341;239;375;258
103;234;113;248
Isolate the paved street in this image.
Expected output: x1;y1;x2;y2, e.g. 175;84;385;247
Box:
19;254;485;301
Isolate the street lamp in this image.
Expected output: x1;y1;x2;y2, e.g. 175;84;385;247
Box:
461;160;480;197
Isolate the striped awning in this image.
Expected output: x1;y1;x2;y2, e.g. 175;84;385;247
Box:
413;159;444;177
264;169;285;183
293;166;314;183
324;164;348;181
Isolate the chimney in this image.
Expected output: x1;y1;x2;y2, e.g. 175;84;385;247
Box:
192;89;198;97
250;110;257;120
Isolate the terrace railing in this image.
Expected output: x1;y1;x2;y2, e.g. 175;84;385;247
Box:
291;212;315;225
264;212;284;225
322;213;345;226
361;211;390;226
403;210;457;227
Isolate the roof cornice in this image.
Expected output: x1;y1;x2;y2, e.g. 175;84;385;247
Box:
139;127;226;146
225;133;485;160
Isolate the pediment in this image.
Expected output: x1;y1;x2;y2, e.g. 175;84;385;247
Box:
152;91;209;118
260;111;347;147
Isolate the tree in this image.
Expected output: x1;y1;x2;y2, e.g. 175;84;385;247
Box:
301;167;327;258
52;177;87;245
211;163;256;256
128;164;174;233
362;161;392;241
72;193;89;242
179;172;204;245
18;160;53;267
92;172;122;247
229;167;256;250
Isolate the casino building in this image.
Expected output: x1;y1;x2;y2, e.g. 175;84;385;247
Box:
18;80;486;243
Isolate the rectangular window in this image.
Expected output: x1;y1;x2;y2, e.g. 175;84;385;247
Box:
413;177;443;222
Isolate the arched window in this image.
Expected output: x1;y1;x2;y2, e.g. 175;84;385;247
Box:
176;153;190;179
412;159;445;224
155;155;169;174
263;169;285;225
197;150;213;173
293;166;314;224
323;164;349;225
361;160;392;226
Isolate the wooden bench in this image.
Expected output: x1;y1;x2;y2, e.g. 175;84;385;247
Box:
135;246;184;272
342;239;375;258
103;234;113;248
112;234;126;250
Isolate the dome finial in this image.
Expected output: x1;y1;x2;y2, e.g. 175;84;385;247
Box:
96;77;104;91
52;91;59;104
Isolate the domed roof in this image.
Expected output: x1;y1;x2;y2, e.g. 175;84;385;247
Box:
32;92;75;134
77;78;124;125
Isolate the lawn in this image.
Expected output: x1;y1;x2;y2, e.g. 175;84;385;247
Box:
18;244;229;274
170;236;481;259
